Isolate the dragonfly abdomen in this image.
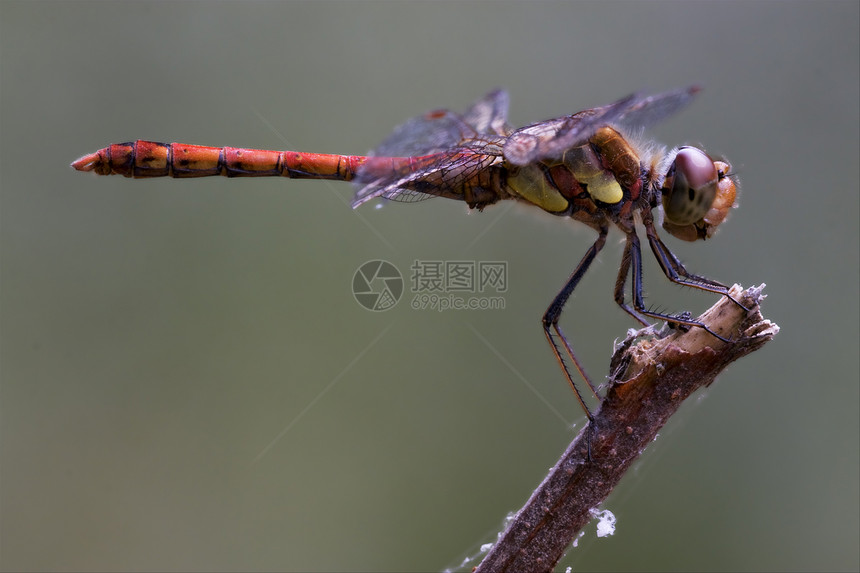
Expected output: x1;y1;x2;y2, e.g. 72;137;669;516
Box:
71;140;375;180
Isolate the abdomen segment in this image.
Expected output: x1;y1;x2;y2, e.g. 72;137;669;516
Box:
71;140;376;180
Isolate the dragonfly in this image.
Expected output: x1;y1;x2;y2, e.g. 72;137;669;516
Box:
72;86;743;424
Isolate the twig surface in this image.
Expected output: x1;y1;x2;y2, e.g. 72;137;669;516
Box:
475;284;778;573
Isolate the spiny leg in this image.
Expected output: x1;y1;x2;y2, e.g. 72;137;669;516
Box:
643;220;749;312
624;225;734;342
613;229;650;328
542;227;608;423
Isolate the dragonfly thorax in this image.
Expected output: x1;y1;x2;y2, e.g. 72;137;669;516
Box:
505;126;643;217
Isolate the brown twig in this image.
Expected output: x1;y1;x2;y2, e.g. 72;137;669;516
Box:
474;284;778;573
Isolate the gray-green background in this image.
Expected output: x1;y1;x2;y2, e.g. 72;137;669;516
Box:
2;1;858;571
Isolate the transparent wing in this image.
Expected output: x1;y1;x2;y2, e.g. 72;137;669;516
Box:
352;143;503;208
503;86;700;166
461;88;511;136
371;89;511;158
354;91;509;207
372;110;476;158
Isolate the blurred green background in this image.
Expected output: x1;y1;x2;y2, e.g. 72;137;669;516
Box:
2;1;858;571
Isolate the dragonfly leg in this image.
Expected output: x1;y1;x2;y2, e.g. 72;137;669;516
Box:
613;230;650;327
624;224;740;343
643;221;749;312
542;226;609;423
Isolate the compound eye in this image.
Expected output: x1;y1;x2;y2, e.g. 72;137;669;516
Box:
661;147;718;225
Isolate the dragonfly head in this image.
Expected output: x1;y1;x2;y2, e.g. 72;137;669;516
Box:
659;147;737;241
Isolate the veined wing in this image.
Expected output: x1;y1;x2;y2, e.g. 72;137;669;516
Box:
351;145;504;208
460;88;511;136
353;91;509;207
352;141;504;208
372;89;511;157
503;86;700;166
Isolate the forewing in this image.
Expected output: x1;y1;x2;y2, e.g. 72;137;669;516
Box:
612;85;700;130
503;86;700;166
